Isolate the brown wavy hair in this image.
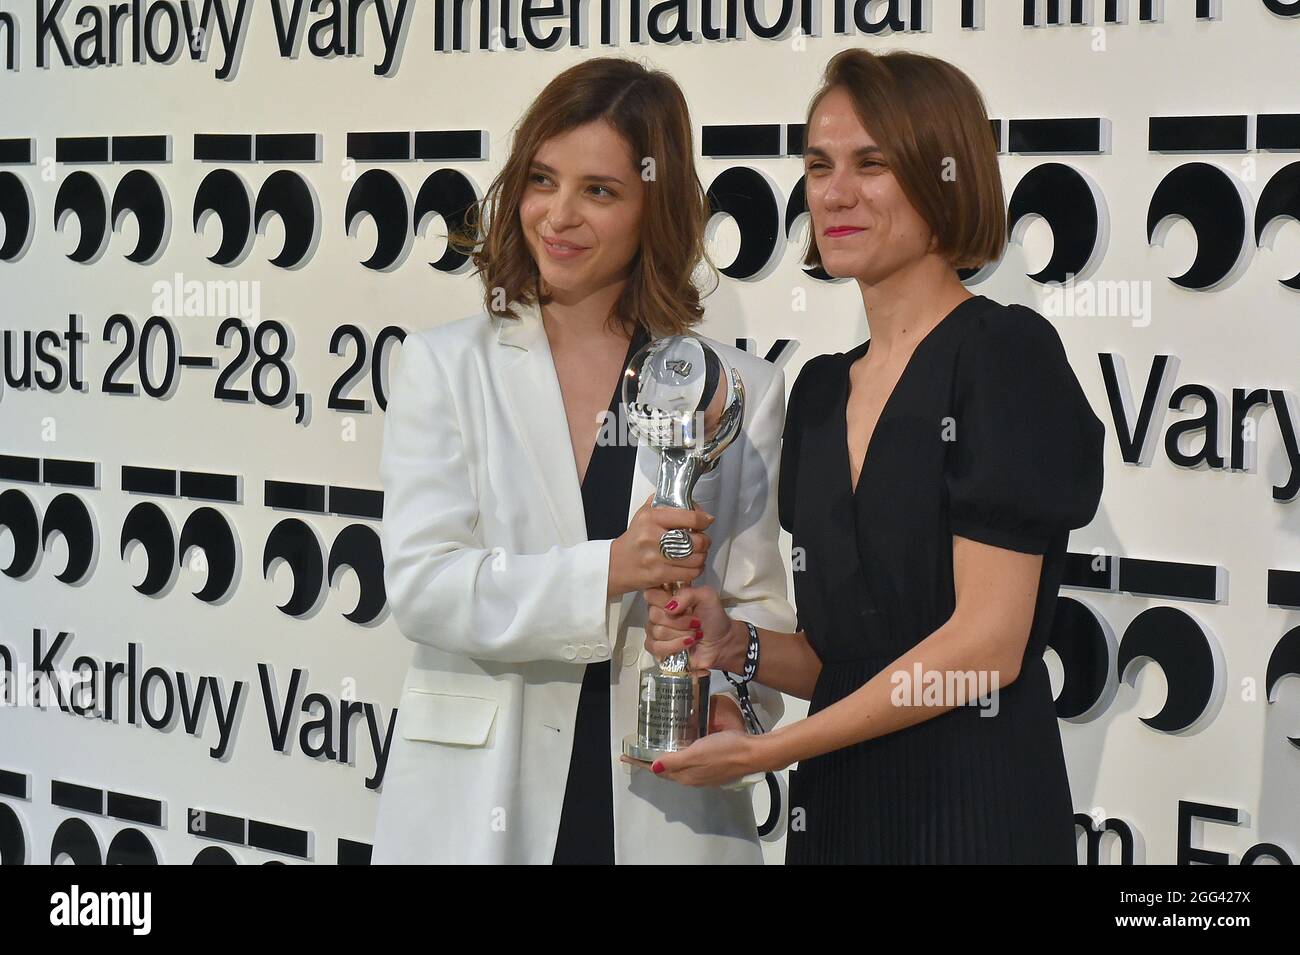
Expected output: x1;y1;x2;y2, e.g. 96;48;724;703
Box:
450;57;716;337
802;48;1006;271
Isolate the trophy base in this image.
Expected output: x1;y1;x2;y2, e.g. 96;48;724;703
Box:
622;735;676;763
623;667;709;764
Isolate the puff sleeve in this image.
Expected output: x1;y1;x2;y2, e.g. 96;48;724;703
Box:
944;304;1105;555
777;353;827;536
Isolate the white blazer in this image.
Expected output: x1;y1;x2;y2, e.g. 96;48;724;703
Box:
370;298;796;864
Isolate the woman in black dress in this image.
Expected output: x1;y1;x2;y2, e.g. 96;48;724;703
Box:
641;49;1105;863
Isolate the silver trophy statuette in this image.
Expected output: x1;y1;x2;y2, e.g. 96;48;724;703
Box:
621;335;745;763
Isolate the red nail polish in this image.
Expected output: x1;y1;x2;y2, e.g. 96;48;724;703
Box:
651;761;664;774
683;636;695;646
689;618;701;629
694;629;703;639
665;600;678;611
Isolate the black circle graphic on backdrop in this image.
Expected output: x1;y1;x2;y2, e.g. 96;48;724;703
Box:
179;506;239;603
707;166;779;279
194;168;254;266
1266;624;1300;749
1117;606;1216;733
111;169;169;265
54;170;109;263
1008;162;1101;284
1147;162;1246;290
1263;0;1300;16
107;827;157;865
120;501;177;597
194;845;237;864
263;517;325;617
754;772;783;839
0;170;33;261
346;169;410;271
414;168;478;272
1047;596;1111;719
50;817;101;865
783;177;834;282
255;169;318;269
42;492;95;585
0;488;40;578
327;523;385;624
1241;842;1294;864
1254;161;1300;290
0;803;25;865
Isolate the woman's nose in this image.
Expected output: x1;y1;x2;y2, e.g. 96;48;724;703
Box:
819;168;855;209
545;186;583;230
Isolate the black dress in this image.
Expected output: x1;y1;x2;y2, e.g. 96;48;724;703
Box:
552;324;649;865
780;295;1105;864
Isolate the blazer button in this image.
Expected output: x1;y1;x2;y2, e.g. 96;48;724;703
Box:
623;645;640;668
562;644;577;660
578;644;593;659
593;644;610;659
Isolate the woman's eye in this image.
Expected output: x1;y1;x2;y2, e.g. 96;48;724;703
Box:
528;172;551;186
590;185;614;198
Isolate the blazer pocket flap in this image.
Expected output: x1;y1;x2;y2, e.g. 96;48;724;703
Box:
400;688;498;746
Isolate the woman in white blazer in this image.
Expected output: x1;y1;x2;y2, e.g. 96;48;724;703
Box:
370;58;795;865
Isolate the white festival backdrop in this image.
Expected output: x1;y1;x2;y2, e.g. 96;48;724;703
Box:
1;0;1300;864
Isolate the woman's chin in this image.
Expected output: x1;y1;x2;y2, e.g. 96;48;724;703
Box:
537;269;582;296
537;263;612;302
817;256;864;280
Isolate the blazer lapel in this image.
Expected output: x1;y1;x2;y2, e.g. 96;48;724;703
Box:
497;299;659;636
496;300;588;547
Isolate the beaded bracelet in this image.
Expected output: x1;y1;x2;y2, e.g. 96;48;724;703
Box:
723;620;763;734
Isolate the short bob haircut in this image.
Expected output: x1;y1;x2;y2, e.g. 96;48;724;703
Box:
450;57;715;337
802;48;1006;272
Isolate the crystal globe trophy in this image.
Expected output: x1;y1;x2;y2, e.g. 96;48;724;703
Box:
620;335;744;762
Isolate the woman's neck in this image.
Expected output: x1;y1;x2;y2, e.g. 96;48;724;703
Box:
539;276;629;346
854;256;972;362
